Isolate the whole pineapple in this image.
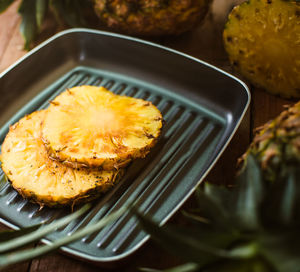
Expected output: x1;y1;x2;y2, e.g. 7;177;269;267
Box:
223;0;300;99
240;101;300;182
94;0;212;36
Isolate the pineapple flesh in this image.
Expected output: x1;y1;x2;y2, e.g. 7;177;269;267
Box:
1;110;123;208
223;0;300;99
42;86;163;170
240;101;300;183
94;0;211;36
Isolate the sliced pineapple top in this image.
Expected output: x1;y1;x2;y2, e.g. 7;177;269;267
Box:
223;0;300;98
42;86;163;170
1;110;121;207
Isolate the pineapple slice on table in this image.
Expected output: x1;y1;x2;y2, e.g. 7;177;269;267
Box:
1;110;123;208
42;86;163;170
223;0;300;99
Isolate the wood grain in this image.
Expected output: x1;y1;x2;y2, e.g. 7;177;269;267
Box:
0;0;25;73
0;0;291;271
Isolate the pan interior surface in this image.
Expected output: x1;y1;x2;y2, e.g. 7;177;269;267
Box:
0;66;225;258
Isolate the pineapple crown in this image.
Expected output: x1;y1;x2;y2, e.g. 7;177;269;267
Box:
133;154;300;272
0;0;93;50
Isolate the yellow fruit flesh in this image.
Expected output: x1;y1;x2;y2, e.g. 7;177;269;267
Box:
1;111;121;207
223;0;300;98
42;86;163;169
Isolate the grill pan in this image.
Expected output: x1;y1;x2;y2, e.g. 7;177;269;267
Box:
0;29;250;266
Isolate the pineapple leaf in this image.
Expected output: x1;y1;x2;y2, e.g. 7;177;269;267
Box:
0;203;90;253
72;0;88;26
0;205;126;268
132;208;239;267
203;258;274;272
181;210;210;225
140;262;199;272
279;169;299;225
228;242;258;259
134;149;300;272
18;0;37;50
0;174;7;194
0;224;41;243
49;0;63;25
235;154;264;230
260;168;300;229
260;233;300;272
195;184;233;231
35;0;48;30
50;0;85;27
0;0;14;13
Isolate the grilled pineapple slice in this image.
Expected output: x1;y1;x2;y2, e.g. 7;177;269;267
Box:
1;110;122;208
42;86;163;170
223;0;300;98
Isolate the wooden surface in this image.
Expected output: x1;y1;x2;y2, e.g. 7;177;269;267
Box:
0;0;292;271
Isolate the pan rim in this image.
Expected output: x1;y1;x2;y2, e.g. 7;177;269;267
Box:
0;28;250;265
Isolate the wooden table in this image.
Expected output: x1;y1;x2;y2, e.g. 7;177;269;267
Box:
0;1;292;271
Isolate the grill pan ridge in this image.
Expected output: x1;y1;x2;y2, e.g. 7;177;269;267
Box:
0;29;250;265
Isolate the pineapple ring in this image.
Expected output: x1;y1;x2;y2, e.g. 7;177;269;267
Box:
1;110;122;208
42;86;163;170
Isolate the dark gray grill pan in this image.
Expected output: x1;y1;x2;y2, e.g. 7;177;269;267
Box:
0;29;250;265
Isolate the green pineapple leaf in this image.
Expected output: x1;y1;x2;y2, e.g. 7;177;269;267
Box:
0;224;41;244
71;0;88;26
260;233;300;272
50;0;86;27
36;0;48;30
3;0;91;49
259;167;300;229
194;183;233;231
132;207;239;268
278;173;297;225
18;0;37;50
140;262;199;272
203;257;273;272
181;209;210;225
278;169;300;225
234;154;264;231
0;0;14;13
0;174;7;193
134;153;300;271
0;203;90;254
0;205;126;268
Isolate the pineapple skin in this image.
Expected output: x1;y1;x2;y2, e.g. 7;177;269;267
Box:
42;86;163;170
94;0;211;36
1;111;123;208
240;101;300;182
223;0;300;99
